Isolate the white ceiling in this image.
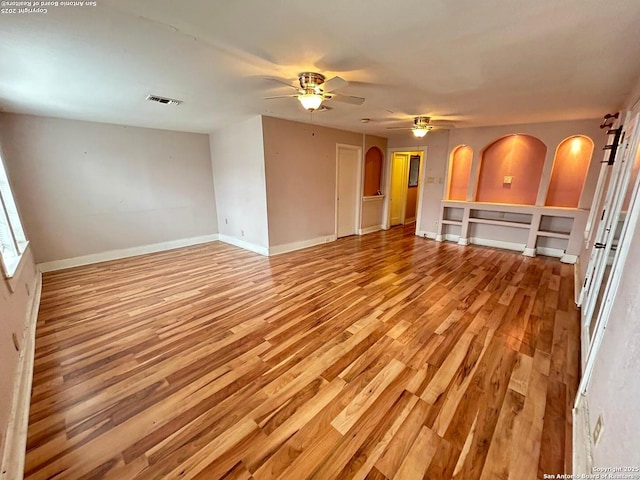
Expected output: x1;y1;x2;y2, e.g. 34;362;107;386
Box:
1;0;640;136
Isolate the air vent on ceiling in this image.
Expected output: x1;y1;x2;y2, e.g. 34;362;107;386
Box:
146;94;183;105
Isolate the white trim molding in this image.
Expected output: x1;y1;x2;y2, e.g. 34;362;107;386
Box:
269;235;337;256
37;234;220;272
561;253;578;264
358;225;383;235
1;272;42;480
218;234;269;256
536;246;565;259
415;230;438;240
573;394;593;475
468;236;525;253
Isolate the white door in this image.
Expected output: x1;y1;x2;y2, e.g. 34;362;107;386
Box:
579;112;640;365
337;146;360;238
390;153;408;226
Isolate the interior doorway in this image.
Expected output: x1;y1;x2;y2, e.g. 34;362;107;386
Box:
336;144;362;238
388;150;423;227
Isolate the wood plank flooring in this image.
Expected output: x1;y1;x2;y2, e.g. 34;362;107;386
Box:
25;226;580;479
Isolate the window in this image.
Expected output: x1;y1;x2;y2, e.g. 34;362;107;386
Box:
0;153;27;277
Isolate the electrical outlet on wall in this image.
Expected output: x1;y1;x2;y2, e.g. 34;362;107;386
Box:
225;218;228;225
241;229;245;237
593;414;604;446
503;175;513;184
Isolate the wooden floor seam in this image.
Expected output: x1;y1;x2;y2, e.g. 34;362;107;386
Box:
25;226;580;480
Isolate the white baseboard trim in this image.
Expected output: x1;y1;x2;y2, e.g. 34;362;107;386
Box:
1;272;42;480
574;258;582;306
415;230;438;240
469;236;525;252
523;247;536;257
37;234;220;272
435;234;443;242
457;237;469;246
561;253;578;264
218;234;269;256
444;233;460;242
358;225;383;236
573;394;593;475
537;246;565;259
269;235;337;256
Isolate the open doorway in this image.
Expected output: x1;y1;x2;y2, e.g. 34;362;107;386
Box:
387;150;424;228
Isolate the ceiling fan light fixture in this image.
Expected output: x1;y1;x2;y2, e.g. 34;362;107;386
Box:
298;93;324;111
412;127;429;138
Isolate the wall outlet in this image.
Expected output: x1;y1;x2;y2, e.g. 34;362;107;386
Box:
241;229;245;237
503;175;513;184
593;414;604;446
225;218;228;224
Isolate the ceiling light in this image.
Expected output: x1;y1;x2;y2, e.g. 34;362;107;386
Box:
298;93;324;111
412;127;429;138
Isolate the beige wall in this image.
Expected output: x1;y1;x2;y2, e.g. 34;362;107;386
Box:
362;135;388;230
0;248;37;460
0;114;217;264
388;131;451;234
210;115;269;249
584;77;640;468
262;116;361;247
447;119;605;210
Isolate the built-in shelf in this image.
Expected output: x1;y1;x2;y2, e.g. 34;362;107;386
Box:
436;200;588;263
537;230;571;239
467;218;531;229
362;195;385;202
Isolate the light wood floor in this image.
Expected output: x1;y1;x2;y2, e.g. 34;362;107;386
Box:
25;226;580;480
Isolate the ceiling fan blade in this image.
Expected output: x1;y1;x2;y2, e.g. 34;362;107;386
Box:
265;77;300;91
264;95;298;100
430;120;456;126
323;76;348;92
327;93;365;105
385;126;413;130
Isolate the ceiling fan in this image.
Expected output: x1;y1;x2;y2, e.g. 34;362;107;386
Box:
386;116;454;138
265;72;365;111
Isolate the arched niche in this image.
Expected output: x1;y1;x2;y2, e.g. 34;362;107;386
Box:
545;135;594;208
363;147;383;196
476;134;547;205
448;145;473;201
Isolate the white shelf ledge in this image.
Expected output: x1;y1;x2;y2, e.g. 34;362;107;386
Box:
537;230;571;239
468;218;531;229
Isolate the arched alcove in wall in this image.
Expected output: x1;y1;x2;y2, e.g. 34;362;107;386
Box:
363;147;383;196
546;135;594;208
448;145;473;201
476;134;547;205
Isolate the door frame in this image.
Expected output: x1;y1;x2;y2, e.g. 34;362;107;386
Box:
335;144;363;238
578;112;639;367
383;147;427;233
390;152;409;227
